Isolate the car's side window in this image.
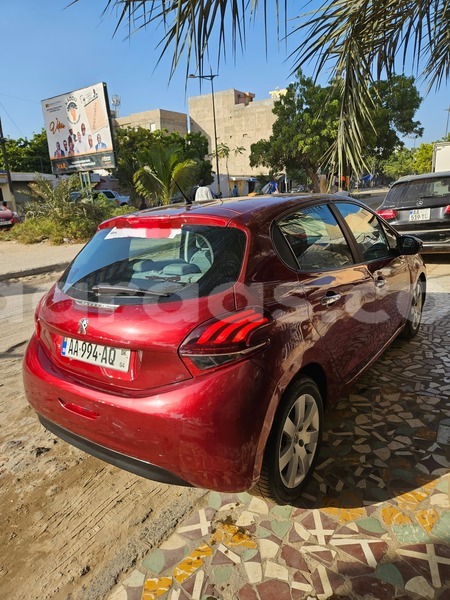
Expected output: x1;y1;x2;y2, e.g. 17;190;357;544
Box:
335;202;393;261
277;204;354;271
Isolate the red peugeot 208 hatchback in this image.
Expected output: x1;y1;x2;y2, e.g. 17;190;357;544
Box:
24;194;426;504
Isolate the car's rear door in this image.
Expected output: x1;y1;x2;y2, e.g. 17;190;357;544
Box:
276;203;381;384
333;201;412;346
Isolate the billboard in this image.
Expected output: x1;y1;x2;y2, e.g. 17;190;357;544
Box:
42;82;116;175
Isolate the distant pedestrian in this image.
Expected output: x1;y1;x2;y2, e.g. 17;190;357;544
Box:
195;181;214;201
231;184;239;197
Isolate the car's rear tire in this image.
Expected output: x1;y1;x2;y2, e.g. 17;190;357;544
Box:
401;278;425;339
254;377;323;505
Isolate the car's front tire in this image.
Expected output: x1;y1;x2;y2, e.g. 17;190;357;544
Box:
401;278;425;339
255;377;323;505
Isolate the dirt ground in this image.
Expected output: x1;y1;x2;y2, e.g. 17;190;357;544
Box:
0;272;206;600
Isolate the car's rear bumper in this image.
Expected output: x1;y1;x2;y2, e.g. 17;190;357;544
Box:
23;334;275;492
39;416;192;487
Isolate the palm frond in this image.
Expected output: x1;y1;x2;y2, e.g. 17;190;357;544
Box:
289;0;446;171
68;0;448;171
134;142;199;204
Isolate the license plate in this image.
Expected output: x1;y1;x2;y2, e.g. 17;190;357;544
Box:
409;208;430;222
61;337;131;372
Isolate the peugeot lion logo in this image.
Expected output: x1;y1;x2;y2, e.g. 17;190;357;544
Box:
78;318;89;335
417;199;424;206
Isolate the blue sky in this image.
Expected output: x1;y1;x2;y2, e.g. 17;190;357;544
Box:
1;0;449;146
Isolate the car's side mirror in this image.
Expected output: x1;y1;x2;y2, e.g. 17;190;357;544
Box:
397;235;423;255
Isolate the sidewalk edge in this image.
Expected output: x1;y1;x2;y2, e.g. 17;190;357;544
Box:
0;262;70;282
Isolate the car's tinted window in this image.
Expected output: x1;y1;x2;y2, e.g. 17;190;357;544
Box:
335;202;393;261
59;224;246;304
277;204;354;271
386;176;450;207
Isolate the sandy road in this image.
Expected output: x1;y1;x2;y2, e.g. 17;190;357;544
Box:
0;272;206;600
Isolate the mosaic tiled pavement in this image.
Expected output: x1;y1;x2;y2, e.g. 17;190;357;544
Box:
109;289;450;600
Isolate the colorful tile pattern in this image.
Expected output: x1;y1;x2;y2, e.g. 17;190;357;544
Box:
108;288;450;599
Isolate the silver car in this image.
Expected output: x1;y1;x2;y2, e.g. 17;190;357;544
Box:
377;171;450;253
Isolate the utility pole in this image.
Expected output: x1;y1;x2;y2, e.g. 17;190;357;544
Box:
0;117;16;211
445;106;450;139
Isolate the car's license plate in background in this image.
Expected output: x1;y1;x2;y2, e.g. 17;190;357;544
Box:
61;337;131;372
409;208;430;221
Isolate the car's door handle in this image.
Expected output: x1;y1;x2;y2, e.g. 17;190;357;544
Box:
320;293;342;306
375;277;386;288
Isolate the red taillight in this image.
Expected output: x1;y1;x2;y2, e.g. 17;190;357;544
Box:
180;308;270;371
444;205;450;215
34;295;46;339
197;309;268;345
377;208;397;221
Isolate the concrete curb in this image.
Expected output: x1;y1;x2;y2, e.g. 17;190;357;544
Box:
0;262;71;282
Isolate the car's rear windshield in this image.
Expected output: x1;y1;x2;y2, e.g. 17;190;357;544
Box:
58;224;246;305
387;176;450;207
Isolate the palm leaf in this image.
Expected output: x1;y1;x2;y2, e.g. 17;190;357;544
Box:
68;0;448;172
134;143;198;204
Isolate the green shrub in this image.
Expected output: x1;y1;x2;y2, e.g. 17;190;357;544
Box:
11;175;130;244
10;218;66;245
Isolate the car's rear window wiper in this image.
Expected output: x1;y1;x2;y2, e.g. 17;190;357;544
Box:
92;284;171;297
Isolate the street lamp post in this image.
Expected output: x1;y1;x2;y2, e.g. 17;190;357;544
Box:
189;69;221;197
445;106;450;139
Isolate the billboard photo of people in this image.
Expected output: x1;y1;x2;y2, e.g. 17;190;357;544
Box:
42;82;116;174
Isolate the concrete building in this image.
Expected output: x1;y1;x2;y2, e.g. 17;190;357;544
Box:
114;109;188;136
189;89;277;196
112;88;280;196
0;172;56;211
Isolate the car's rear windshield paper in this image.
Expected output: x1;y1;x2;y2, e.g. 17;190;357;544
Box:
105;227;182;240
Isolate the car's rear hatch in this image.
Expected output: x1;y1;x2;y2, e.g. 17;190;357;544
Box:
382;175;450;232
36;212;247;394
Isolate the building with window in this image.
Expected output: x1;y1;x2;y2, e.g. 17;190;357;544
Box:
113;88;283;196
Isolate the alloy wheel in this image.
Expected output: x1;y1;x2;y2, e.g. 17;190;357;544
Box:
278;393;320;489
